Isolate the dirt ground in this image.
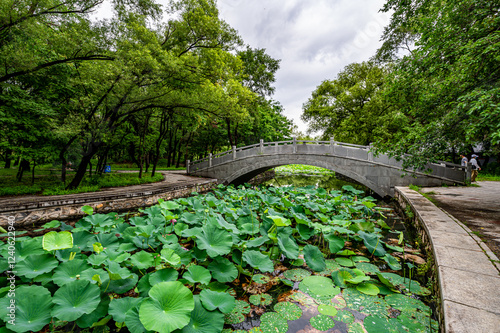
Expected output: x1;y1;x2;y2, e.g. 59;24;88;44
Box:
420;181;500;259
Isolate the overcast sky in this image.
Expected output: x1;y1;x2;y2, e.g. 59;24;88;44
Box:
216;0;391;133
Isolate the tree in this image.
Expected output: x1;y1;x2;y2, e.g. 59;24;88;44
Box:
375;0;500;168
301;62;397;145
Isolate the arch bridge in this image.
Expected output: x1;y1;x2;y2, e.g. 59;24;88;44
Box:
187;139;469;197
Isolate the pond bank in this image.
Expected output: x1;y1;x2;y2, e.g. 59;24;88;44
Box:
395;186;500;333
0;171;217;226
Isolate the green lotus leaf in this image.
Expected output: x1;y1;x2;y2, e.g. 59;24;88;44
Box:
42;231;73;251
196;224;233;258
260;312;288;333
109;297;144;323
274;302;302;320
52;280;101;322
377;272;430;296
296;224;314;240
210;214;241;235
249;293;273;306
52;259;92;286
106;261;133;280
355;262;381;275
383;253;402;270
179;295;224;333
267;215;291;227
183;265;212;285
150;268;179;285
324;234;345;253
277;232;299;260
130;251;155;270
242;250;274;273
84;214;114;227
336;249;356;256
352;255;370;262
199;289;236;313
160;247;181;266
108;273;138;294
343;288;389;316
358;231;386;257
363;315;406;333
332;268;359;288
303;244;326;272
0;285;52;333
282;268;311;282
16;254;58;278
310;314;335;331
125;306;150;333
246;236;269;248
223;300;250;325
318;304;338;317
299;276;340;299
139;281;195;333
43;220;61;229
159;200;181;211
335;256;355;267
207;257;238;283
89;233;120;252
385;294;430;313
252;274;270;284
76;296;110;328
357;282;380;296
335;309;355;324
7;237;44;260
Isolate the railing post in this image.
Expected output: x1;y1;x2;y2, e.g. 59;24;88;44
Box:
260;139;264;154
368;143;374;162
209;153;212;168
186;160;190;174
466;163;472;183
232;146;236;160
293;137;297;153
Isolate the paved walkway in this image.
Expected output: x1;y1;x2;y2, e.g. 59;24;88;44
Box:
396;184;500;333
420;181;500;259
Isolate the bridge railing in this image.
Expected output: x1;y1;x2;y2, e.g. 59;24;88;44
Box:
187;139;468;183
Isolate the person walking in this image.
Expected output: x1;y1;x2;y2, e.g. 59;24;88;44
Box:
470;154;481;182
460;154;468;167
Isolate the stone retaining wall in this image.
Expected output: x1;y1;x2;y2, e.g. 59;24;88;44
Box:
0;180;218;227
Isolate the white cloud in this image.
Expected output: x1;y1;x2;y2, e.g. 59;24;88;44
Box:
217;0;390;133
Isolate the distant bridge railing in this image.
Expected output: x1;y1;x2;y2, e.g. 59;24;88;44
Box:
187;139;469;183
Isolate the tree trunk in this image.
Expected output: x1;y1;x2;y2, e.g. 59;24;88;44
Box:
60;135;78;184
16;159;30;182
31;161;36;184
4;149;12;168
67;143;101;189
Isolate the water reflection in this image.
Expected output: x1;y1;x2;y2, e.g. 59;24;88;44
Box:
263;173;370;194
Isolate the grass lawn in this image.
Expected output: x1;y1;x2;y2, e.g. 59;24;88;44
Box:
0;165;164;196
477;173;500;181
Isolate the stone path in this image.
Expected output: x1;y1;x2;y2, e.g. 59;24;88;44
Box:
0;171;217;225
419;181;500;259
396;185;500;333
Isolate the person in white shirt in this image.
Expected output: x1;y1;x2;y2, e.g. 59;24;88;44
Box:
460;154;468;167
470;154;481;182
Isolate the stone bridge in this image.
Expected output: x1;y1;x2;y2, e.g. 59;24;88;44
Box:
187;139;469;197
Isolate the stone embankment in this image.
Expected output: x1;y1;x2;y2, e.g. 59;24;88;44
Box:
396;186;500;333
0;171;217;226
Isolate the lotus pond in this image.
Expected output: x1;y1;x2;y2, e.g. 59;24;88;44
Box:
0;184;438;333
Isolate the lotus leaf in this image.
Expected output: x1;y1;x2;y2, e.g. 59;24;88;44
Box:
89;233;120;252
0;285;52;332
52;280;101;322
377;272;430;296
296;224;314;240
246;236;268;248
352;255;370;262
363;315;406;333
358;231;386;257
343;288;389;317
274;301;302;320
335;309;355;324
130;251;155;270
161;247;181;266
252;274;270;284
43;220;61;229
355;262;381;275
318;304;338;317
335;256;356;267
107;261;133;280
149;268;179;285
196;224;233;258
207;257;238;283
259;312;288;333
249;293;273;306
109;297;144;323
299;276;340;299
242;250;274;273
385;294;430;313
303;244;326;272
283;268;311;281
183;265;212;285
277;231;299;259
52;259;91;286
108;273;138;294
357;282;380;296
310;314;335;331
139;281;195;333
223;300;250;325
179;295;224;333
199;289;236;313
42;231;73;251
84;214;114;227
75;297;110;328
331;268;357;288
8;237;44;260
125;306;150;333
16;254;58;278
267;215;291;227
383;254;402;270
